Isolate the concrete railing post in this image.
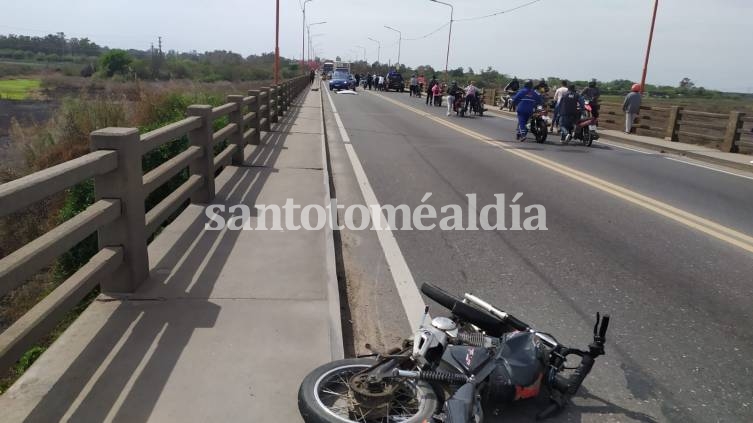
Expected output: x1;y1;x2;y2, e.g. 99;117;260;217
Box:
247;90;261;145
276;84;284;117
187;105;215;203
664;106;682;142
90;128;149;294
227;95;245;165
722;111;744;153
260;87;271;132
280;82;288;113
269;86;278;124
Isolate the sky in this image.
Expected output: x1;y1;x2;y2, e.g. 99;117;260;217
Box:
2;0;752;92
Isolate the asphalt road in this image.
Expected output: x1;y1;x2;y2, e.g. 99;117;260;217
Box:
325;87;753;423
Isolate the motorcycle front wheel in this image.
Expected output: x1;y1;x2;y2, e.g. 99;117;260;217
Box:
298;358;438;423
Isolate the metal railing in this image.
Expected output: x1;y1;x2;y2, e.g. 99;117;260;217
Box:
0;75;311;371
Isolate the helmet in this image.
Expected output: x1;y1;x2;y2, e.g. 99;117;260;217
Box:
631;83;641;92
524;79;533;89
589;79;597;88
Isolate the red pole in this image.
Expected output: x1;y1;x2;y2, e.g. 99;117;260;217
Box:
275;0;280;84
640;0;658;94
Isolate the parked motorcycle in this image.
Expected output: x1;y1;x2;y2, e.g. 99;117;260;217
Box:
529;105;550;143
298;283;610;423
572;100;599;147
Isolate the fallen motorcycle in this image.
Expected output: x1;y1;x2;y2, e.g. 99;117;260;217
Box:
298;283;610;422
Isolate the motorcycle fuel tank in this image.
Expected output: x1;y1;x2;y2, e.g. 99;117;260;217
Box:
443;345;492;376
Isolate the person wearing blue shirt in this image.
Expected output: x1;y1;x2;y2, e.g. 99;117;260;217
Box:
511;79;543;141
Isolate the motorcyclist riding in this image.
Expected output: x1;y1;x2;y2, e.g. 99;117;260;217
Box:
580;79;601;117
512;79;543;141
503;77;520;112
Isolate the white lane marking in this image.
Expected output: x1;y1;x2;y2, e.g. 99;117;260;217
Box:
324;88;428;332
599;141;655;155
664;157;753;181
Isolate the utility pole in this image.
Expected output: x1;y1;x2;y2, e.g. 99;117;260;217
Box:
274;0;280;84
640;0;659;94
158;36;162;54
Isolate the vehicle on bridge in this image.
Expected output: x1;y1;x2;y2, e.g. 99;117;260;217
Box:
298;283;610;422
322;61;334;79
385;70;405;92
328;70;356;91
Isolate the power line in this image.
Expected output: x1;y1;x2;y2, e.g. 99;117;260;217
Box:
403;22;450;41
454;0;544;22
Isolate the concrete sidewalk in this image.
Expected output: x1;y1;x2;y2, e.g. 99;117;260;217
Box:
486;108;753;172
0;83;341;422
598;129;753;171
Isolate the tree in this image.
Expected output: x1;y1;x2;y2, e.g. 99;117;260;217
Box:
679;77;695;89
100;49;132;77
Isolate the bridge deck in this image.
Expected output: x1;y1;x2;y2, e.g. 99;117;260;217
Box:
0;85;341;422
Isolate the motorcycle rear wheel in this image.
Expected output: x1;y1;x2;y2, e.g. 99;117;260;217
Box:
582;129;593;147
534;120;548;143
298;358;438;423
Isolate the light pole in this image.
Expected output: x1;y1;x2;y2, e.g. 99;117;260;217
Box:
367;37;381;64
429;0;453;83
355;45;366;62
301;0;312;72
384;25;401;68
307;21;326;62
640;0;659;94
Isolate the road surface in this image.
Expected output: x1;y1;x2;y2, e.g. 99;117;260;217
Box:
324;87;753;423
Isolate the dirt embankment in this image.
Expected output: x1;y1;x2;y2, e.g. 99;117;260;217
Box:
0;99;57;170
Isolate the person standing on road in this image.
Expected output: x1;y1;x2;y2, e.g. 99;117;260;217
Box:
432;82;443;106
552;80;569;132
366;74;373;90
417;74;426;98
512;79;543;141
378;75;385;91
426;76;438;105
623;84;642;133
409;74;418;97
309;69;315;85
464;81;479;112
558;84;585;142
446;81;462;116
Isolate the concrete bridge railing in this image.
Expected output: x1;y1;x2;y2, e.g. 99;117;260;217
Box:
0;75;311;371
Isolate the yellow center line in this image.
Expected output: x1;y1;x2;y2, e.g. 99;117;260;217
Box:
367;91;753;254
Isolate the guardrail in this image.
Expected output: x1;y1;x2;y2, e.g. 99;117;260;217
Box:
0;75;310;371
484;87;748;154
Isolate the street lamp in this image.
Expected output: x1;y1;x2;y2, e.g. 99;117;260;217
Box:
301;0;313;72
367;37;381;64
355;45;366;62
640;0;659;94
429;0;453;83
274;0;280;84
307;21;326;62
384;25;401;67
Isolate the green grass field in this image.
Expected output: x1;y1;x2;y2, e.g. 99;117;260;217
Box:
0;78;41;100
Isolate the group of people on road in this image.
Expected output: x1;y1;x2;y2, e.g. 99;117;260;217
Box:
508;77;642;141
408;74;427;97
364;74;386;91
